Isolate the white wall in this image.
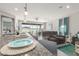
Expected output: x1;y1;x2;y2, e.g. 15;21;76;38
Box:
69;12;79;36
46;19;58;31
43;18;58;31
45;21;53;31
52;19;58;31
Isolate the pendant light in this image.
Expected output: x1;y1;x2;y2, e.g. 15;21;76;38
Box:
24;3;28;15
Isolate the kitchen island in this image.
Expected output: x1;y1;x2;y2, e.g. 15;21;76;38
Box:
0;34;53;56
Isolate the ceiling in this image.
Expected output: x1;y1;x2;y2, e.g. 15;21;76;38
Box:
0;3;79;22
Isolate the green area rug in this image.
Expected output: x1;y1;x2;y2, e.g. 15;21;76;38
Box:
58;44;76;56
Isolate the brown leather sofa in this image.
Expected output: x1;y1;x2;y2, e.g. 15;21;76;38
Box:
40;31;65;44
48;35;65;44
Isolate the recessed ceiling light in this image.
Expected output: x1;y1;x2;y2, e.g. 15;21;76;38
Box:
14;8;18;11
66;5;70;8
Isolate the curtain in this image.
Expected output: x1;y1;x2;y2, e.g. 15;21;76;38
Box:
59;17;69;36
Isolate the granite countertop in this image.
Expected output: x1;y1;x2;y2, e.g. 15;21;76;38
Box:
26;38;53;56
0;34;53;56
24;33;53;56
